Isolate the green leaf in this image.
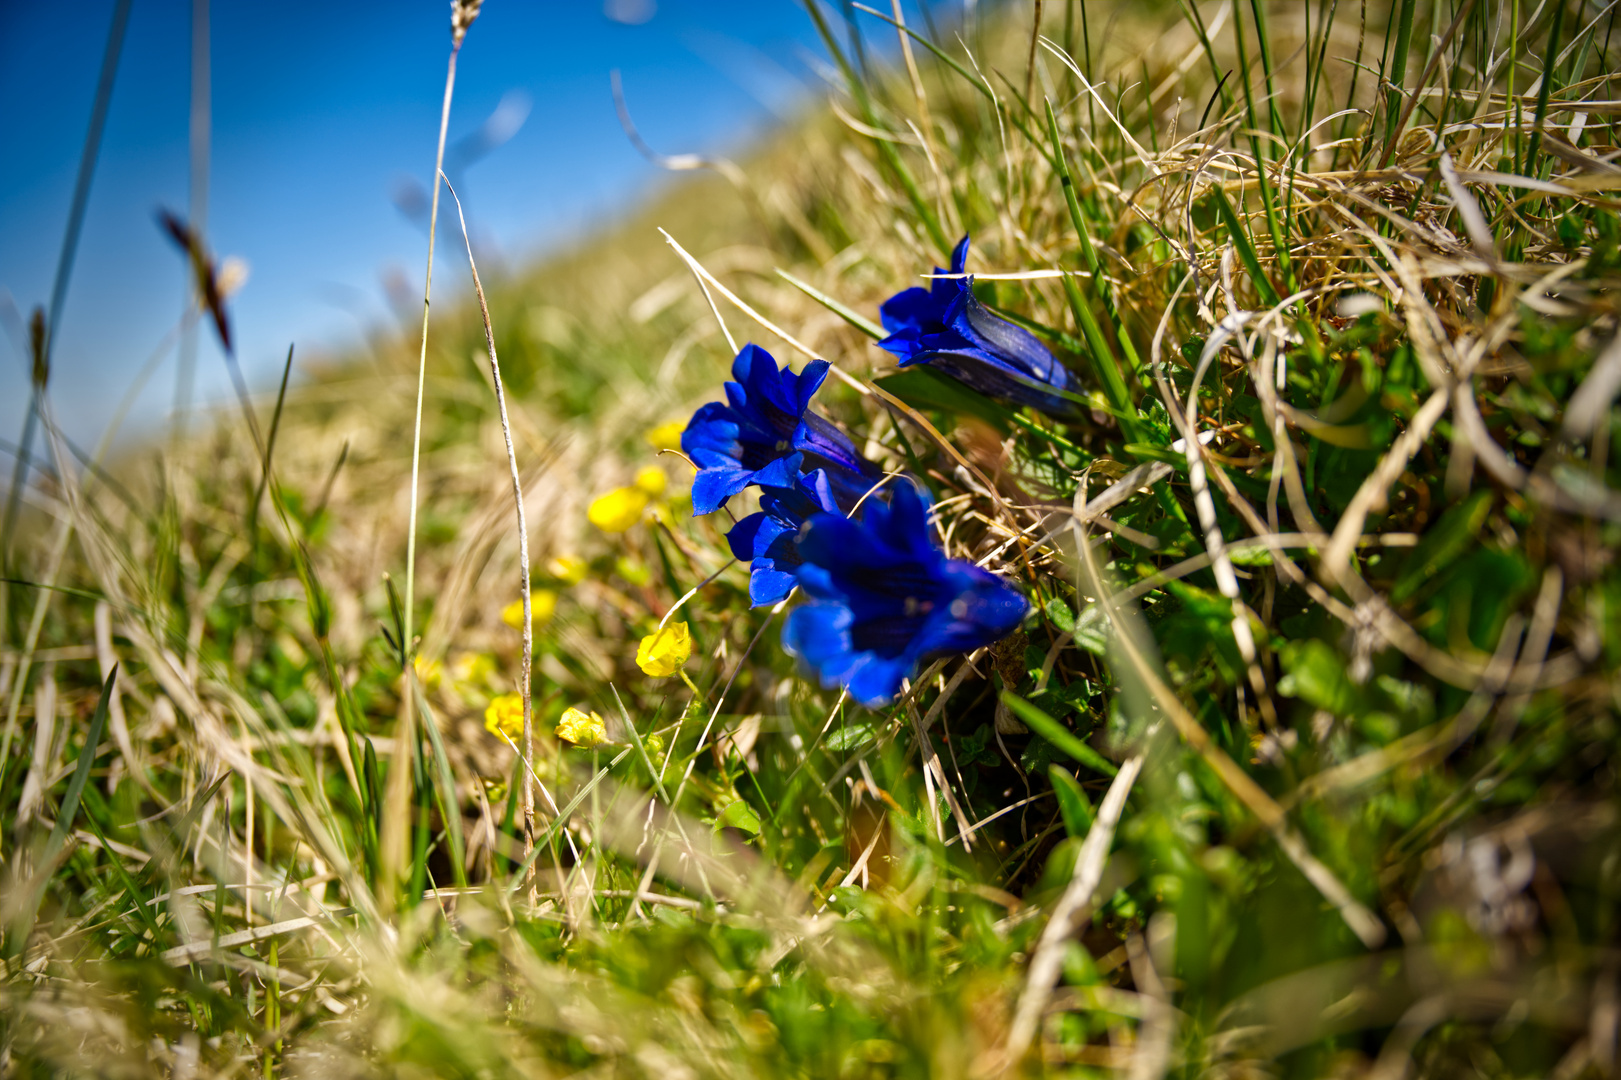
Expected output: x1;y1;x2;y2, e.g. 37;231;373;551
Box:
1000;692;1118;776
1277;639;1357;715
1048;764;1095;837
826;721;878;752
1044;596;1077;633
1073;604;1110;656
715;799;762;835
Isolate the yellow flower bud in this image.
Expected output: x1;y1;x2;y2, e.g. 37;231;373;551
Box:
555;706;611;748
545;554;589;585
501;589;558;629
588;486;650;532
636;621;692;678
483;693;526;740
634;464;667;496
645;420;686;450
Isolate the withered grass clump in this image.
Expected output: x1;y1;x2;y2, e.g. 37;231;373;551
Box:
3;3;1620;1077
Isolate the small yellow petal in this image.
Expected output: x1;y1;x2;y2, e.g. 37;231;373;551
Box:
645;420;686;450
501;590;557;629
483;693;526;740
545;554;589;585
588;486;650;533
636;621;692;678
555;706;611;748
633;465;667;496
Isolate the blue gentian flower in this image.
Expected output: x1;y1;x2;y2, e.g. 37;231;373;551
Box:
783;481;1028;707
726;468;838;607
878;234;1081;416
682;344;879;515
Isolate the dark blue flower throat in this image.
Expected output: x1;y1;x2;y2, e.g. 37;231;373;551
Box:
725;468;839;607
681;344;880;516
877;234;1083;417
782;481;1027;707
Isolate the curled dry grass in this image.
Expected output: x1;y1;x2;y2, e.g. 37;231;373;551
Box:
3;2;1621;1077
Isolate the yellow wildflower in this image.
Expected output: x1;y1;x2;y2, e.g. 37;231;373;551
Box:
636;621;692;677
645;420;686;450
633;464;667;496
484;693;525;740
546;554;589;585
555;706;611;748
501;589;558;629
413;655;442;691
588;486;650;532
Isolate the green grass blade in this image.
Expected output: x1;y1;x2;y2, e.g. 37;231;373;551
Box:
42;665;115;864
1382;0;1418;156
776;269;883;339
415;683;469;888
1001;691;1118;777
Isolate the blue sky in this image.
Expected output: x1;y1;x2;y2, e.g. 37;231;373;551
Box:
0;1;943;454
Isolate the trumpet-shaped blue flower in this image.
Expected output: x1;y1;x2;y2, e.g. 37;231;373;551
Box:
878;234;1081;416
682;344;879;515
726;468;838;607
783;481;1027;707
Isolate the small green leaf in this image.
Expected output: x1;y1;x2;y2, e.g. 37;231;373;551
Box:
715;799;761;835
1229;546;1278;567
1278;639;1357;715
826;721;878;752
1048;764;1095;837
1044;596;1076;633
1073;604;1110;656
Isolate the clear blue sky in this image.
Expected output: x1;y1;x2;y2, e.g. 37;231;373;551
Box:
0;1;951;454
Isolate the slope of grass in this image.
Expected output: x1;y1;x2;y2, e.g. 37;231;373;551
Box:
4;2;1621;1077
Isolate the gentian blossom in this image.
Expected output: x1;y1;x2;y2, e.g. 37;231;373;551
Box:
878;234;1082;416
726;468;839;607
783;481;1028;707
681;344;879;515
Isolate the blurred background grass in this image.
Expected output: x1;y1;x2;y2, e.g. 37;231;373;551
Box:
4;1;1621;1077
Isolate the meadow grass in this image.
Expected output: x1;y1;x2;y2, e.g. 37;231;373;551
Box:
3;2;1621;1077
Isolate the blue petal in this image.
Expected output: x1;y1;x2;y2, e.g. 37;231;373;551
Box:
880;286;936;335
692;467;751;516
783;603;858;676
786;360;831;415
796;512;890;575
845;653;913;708
749;564;798;607
957;294;1072;390
949;233;971;275
912;566;1028;657
727;512;768;562
750;453;802;490
794;414;875;486
876;326;925;363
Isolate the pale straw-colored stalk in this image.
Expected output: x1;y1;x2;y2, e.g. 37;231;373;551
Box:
391;0;480;910
441;175;536;899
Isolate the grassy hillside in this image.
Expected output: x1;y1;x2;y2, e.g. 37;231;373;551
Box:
4;2;1621;1077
